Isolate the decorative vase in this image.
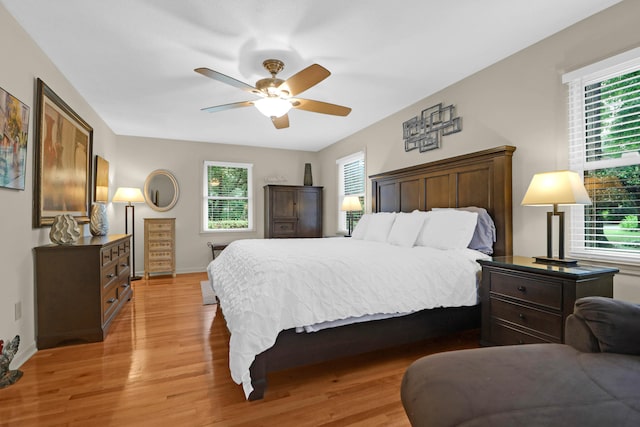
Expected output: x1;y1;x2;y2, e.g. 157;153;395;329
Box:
304;163;313;186
49;214;81;245
90;202;108;236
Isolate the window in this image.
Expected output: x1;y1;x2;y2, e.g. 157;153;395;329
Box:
337;152;365;232
202;161;253;232
564;48;640;263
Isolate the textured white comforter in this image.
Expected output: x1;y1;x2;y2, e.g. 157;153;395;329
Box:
207;237;489;398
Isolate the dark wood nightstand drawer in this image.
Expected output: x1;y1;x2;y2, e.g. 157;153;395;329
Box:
490;321;555;345
491;297;562;340
489;271;562;310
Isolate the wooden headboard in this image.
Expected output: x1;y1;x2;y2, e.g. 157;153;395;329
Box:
369;145;516;256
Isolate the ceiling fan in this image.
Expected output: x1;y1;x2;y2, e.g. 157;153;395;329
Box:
195;59;351;129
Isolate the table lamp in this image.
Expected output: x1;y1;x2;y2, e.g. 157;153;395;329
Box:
521;170;591;266
113;187;145;280
341;195;363;237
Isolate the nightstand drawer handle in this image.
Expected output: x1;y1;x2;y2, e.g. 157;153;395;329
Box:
517;285;526;292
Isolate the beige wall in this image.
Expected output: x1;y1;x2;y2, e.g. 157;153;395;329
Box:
318;0;640;302
0;5;120;365
113;135;318;275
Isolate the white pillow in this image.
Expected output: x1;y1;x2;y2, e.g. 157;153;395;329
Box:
416;210;478;249
387;211;428;247
363;212;396;242
351;213;371;240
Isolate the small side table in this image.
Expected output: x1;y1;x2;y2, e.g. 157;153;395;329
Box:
478;256;618;346
207;242;228;260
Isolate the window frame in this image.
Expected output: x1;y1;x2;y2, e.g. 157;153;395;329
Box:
563;47;640;264
202;160;254;233
336;151;365;233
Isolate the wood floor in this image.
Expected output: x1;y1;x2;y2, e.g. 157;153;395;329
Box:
0;272;480;426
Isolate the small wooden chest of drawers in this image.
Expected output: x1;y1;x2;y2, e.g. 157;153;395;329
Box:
479;256;617;346
144;218;176;279
34;234;132;349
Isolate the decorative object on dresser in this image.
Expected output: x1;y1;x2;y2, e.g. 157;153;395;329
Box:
340;195;362;237
0;335;23;388
112;187;145;280
264;185;323;238
49;214;80;245
0;85;30;191
143;169;179;212
403;102;462;153
521;170;591;266
303;163;313;186
90;202;108;236
34;235;132;349
144;218;176;279
33;78;93;227
479;256;617;346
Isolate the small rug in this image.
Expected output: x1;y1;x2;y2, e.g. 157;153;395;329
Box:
200;280;217;305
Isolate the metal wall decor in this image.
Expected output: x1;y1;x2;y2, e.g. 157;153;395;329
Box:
403;103;462;153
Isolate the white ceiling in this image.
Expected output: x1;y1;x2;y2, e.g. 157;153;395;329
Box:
2;0;621;151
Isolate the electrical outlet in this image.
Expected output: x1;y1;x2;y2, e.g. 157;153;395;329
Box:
14;301;21;321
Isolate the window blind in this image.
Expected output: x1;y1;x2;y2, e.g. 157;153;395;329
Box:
203;161;252;231
565;50;640;262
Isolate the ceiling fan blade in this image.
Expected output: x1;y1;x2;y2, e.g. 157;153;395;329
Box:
279;64;330;96
195;67;258;94
292;98;352;116
201;101;254;113
271;114;290;129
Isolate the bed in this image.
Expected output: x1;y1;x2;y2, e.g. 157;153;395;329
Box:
208;145;515;400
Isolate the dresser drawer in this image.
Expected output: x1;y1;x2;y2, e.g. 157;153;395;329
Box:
118;241;130;255
148;251;173;261
101;263;118;287
272;221;297;236
116;254;130;276
101;247;113;266
148;222;173;232
148;260;173;271
102;282;120;321
148;231;173;241
489;271;562;310
490;321;555;345
149;240;173;251
491;297;562;340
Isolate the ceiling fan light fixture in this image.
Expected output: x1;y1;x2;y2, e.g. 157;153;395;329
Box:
254;97;292;118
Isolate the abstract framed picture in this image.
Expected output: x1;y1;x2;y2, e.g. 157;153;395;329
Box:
0;86;30;190
33;78;93;227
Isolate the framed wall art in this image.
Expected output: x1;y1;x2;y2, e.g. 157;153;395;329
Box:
94;155;109;202
0;86;30;190
33;78;93;227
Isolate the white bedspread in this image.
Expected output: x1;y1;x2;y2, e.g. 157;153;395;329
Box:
206;237;489;398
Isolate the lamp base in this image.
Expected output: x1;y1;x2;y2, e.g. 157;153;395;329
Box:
533;256;579;267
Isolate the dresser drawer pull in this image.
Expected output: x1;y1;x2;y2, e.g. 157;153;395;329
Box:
120;263;128;268
121;283;130;289
518;313;526;320
107;298;117;304
106;273;116;279
517;285;526;292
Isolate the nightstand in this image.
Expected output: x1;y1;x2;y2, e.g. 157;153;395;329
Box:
478;256;617;346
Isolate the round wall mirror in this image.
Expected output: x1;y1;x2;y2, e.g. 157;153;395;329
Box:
144;169;179;212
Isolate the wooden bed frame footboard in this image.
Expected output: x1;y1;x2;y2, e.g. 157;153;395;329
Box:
248;145;516;400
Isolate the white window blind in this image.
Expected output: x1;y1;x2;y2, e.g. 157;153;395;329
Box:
564;48;640;263
202;161;253;232
337;152;365;232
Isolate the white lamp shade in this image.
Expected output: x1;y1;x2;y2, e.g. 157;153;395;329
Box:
254;97;292;118
112;187;145;204
521;170;592;206
341;195;363;212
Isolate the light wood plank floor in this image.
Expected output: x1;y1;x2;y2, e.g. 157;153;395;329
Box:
0;272;479;426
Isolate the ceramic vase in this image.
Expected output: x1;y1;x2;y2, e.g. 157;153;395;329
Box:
304;163;313;186
49;214;81;245
90;202;108;236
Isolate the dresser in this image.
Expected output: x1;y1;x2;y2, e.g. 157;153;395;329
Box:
479;256;617;346
264;185;323;238
34;234;132;349
144;218;176;279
